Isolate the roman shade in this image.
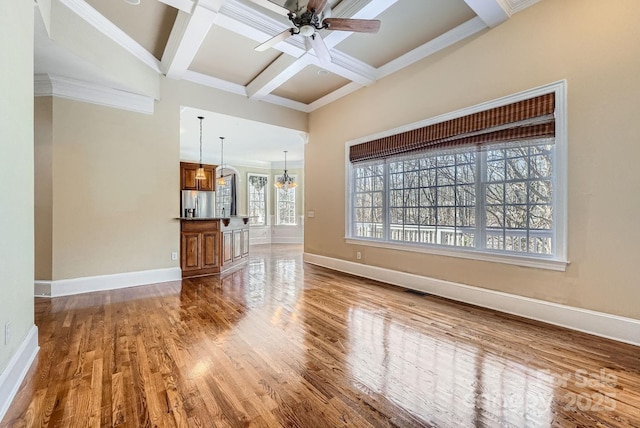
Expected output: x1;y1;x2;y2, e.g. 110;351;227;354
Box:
349;93;555;163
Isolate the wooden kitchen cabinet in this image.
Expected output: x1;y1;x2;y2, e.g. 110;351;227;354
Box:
180;162;215;191
222;231;233;265
233;230;242;261
181;217;249;278
202;231;219;269
181;220;220;277
242;229;250;258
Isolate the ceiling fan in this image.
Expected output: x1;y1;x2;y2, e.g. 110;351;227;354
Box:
250;0;381;66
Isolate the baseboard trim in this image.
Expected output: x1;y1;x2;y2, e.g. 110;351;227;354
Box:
249;237;272;246
0;325;39;424
35;267;182;298
303;253;640;347
271;237;304;244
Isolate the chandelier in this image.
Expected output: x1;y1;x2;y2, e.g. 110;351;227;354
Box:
275;150;297;190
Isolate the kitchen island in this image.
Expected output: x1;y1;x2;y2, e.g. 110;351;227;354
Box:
179;216;249;278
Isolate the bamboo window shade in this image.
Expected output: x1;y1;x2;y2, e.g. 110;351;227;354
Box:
349;93;555;163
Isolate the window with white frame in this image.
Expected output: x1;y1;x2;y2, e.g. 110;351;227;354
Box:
347;83;567;269
275;179;297;225
248;174;268;226
216;174;233;217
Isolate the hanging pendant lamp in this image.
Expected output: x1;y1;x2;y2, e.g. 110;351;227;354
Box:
275;150;297;190
217;137;226;186
195;116;207;180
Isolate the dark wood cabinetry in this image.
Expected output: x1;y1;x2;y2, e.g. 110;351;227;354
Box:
181;220;219;277
180;162;215;191
180;217;249;278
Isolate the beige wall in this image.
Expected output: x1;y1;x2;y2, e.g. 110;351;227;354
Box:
35;98;53;280
35;78;307;281
0;0;34;372
305;0;640;319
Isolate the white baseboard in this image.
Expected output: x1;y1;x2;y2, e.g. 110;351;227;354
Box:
0;325;39;424
303;253;640;347
35;267;182;298
250;236;272;246
271;237;304;244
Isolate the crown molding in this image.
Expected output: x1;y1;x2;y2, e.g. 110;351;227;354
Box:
271;159;304;169
501;0;541;15
34;74;155;114
260;94;312;113
59;0;161;73
182;70;248;96
307;81;363;112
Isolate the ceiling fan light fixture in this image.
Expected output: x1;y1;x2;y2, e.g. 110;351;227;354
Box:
124;0;140;5
299;25;315;37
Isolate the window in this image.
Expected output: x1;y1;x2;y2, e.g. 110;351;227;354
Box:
216;174;233;217
347;82;567;270
248;174;268;226
275;178;297;225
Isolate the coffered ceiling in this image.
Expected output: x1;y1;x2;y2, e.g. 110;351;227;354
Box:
34;0;541;113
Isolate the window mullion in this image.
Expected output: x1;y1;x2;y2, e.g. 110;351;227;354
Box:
476;149;486;251
383;160;389;241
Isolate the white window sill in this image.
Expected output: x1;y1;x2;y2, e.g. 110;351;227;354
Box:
345;238;569;271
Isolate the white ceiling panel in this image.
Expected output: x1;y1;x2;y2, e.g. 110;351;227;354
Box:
85;0;177;60
336;0;476;68
190;25;283;86
271;64;351;104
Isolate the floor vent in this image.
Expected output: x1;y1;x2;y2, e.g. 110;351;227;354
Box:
405;289;429;296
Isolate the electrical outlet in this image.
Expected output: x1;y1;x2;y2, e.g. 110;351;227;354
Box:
171;252;178;261
307;210;315;218
356;251;362;260
4;322;10;346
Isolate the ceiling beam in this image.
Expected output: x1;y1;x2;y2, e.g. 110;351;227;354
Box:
246;54;313;100
239;0;389;101
463;0;510;27
217;0;305;58
161;0;223;79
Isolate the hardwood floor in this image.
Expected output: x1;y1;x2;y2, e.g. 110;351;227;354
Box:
2;244;639;427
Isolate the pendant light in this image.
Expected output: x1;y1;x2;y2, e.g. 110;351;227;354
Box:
275;150;297;190
195;116;207;180
217;137;226;186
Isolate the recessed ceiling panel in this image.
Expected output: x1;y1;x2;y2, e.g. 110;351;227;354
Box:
190;26;282;86
85;0;177;60
271;64;350;105
335;0;476;68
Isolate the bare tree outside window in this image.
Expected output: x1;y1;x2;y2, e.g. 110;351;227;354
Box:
276;177;297;225
351;138;554;257
248;175;268;226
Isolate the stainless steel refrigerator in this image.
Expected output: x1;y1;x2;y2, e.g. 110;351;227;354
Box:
181;190;216;218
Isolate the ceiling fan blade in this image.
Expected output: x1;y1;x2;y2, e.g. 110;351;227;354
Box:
249;0;290;16
309;34;332;67
255;29;292;52
307;0;328;13
323;18;381;33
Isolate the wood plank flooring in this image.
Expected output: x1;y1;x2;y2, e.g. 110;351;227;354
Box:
2;244;639;427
